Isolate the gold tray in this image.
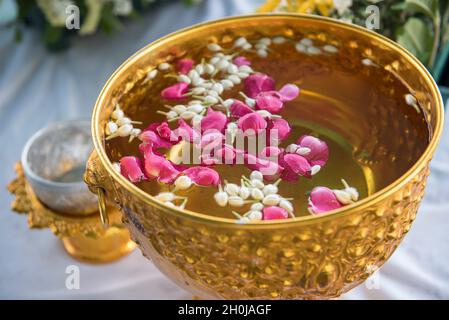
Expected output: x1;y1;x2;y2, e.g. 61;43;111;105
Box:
8;163;136;263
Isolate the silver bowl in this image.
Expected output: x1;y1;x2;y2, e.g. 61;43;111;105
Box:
21;120;98;215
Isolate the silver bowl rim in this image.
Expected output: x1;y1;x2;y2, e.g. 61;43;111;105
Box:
21;119;92;189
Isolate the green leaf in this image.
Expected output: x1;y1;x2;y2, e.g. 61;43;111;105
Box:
403;0;439;19
396;17;433;64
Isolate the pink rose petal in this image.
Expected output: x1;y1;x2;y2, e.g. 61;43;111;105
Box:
174;119;200;143
120;156;146;183
140;122;178;150
237;112;267;136
260;146;283;158
244;74;275;98
201;108;228;133
296;135;329;167
233;56;251;67
267;118;291;142
280;153;312;181
263;206;289;220
143;151;181;184
161;82;189;100
244;153;284;179
255;92;284;114
176;58;194;74
183;166;221;186
230;100;254;118
308;186;342;214
278;84;300;101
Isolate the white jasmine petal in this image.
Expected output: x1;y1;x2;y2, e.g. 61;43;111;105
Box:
296;147;311;156
238;65;253;73
251;179;265;189
279;199;294;213
286;144;298;153
300;38;313;46
251;188;264;201
166;110;178;120
228;196;244;207
263;184;278;196
259;37;271;45
175;176;193;190
214;191;228;207
307;46;321;55
178;75;191;84
250;171;264;181
272;36;286;44
211;83;224;94
251;202;264;211
187;104;204;114
295;43;307;53
207;43;222;52
242;43;252;50
248;210;263;221
173;105;187;115
112;162;121;173
148;69;158;79
195;64;204;74
333;189;352;205
239;186;250;200
227;64;239;74
228;75;241;84
257;49;268;57
262;194;281;206
155;192;175;202
192;87;206;95
323;45;338;53
117;124;133;137
111;108;124;120
234;37;248;47
204;95;219;104
158;62;170;71
222;98;234;108
181;111;196;120
237;72;250;79
106;121;118;135
204;64;215;74
311;165;321;175
225;183;240;196
192;114;203;127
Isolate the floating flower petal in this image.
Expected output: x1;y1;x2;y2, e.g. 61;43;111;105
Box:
176;58;194;74
262;206;289;220
308;186;342;214
120;156;146;183
237;112;267;135
296;135;329;167
233;56;251;67
230;100;254;118
244;74;275;98
201;108;228;133
183;166;221;186
161;82;189;100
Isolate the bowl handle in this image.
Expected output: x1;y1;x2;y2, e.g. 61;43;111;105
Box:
84;150;111;228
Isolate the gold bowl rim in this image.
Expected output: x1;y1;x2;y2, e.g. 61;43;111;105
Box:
91;13;444;227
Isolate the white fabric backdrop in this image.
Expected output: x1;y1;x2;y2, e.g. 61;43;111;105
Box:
0;0;448;299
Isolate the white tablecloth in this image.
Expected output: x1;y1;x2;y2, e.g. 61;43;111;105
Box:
1;0;448;299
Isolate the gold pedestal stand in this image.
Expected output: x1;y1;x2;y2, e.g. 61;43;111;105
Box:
8;163;136;263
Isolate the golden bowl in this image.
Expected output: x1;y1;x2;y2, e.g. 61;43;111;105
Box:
85;14;444;299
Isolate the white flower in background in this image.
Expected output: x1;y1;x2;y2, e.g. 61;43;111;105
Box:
0;0;18;27
79;0;103;35
37;0;74;27
333;0;352;15
112;0;133;16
